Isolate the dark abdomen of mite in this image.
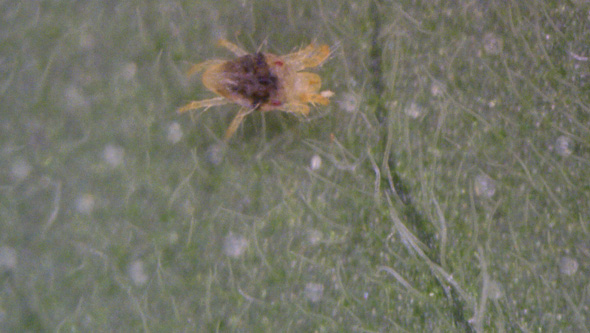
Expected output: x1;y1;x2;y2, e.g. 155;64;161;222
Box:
223;52;279;108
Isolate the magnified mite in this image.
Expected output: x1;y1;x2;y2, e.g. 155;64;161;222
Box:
178;39;333;141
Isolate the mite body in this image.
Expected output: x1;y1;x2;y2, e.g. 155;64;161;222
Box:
178;39;332;141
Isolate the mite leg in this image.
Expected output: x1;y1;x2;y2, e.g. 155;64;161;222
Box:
305;93;330;105
186;60;225;78
283;44;330;71
217;39;248;57
177;97;229;114
224;107;254;141
283;103;310;116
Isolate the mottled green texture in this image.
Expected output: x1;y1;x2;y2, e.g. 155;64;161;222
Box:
1;0;589;331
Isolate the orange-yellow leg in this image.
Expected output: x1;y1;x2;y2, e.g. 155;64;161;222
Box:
217;39;248;57
177;97;229;114
186;60;225;78
224;107;254;141
283;93;331;116
305;93;331;106
284;103;310;116
284;44;330;71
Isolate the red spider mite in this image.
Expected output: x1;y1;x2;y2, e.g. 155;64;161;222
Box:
178;39;333;141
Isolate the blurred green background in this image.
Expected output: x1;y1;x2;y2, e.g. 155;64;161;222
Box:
1;0;589;331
